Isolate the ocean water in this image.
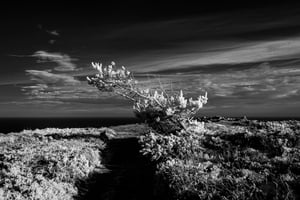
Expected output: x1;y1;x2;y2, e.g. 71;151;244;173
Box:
0;117;299;134
0;117;142;134
247;117;300;121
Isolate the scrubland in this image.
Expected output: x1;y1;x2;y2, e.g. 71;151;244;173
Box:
139;119;300;200
2;62;299;200
0;128;107;200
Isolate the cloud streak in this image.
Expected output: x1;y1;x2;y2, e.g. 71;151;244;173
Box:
25;70;79;85
23;65;128;106
23;51;86;103
32;51;77;71
46;30;59;36
133;62;300;113
126;37;300;74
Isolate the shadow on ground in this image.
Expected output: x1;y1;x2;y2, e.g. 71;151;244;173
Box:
74;137;156;200
44;133;104;140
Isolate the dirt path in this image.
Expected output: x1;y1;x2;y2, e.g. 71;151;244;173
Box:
75;136;156;200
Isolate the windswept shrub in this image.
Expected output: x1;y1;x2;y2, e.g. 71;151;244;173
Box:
87;61;208;134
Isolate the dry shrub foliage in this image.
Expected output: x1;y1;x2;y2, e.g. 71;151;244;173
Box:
87;62;300;200
87;61;208;135
0;128;106;200
140;120;300;200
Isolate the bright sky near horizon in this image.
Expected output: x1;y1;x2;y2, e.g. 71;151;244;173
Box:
0;2;300;118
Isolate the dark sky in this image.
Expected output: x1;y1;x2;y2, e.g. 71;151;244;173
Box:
0;2;300;118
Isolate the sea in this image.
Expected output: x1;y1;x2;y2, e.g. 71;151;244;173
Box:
0;117;299;134
0;117;142;134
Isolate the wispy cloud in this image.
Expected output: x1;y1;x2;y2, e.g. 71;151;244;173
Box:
133;62;300;111
37;24;60;44
23;66;126;105
32;51;77;71
46;30;59;36
49;40;56;44
23;51;85;102
272;89;299;99
25;70;79;85
37;24;60;36
126;37;300;74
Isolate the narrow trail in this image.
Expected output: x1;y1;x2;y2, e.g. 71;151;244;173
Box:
75;136;156;200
